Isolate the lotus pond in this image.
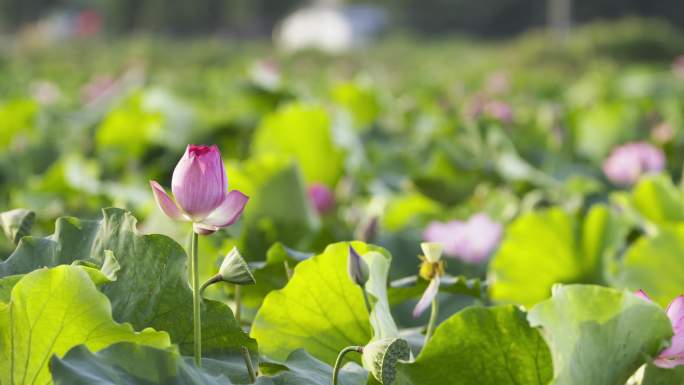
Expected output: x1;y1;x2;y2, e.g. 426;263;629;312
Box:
4;19;684;385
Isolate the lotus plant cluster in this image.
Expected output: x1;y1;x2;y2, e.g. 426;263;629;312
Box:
150;144;251;366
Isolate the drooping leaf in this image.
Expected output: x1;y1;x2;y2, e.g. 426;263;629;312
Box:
528;284;672;385
0;265;171;385
251;241;397;365
256;349;367;385
610;224;684;306
0;208;35;245
0;208;255;357
396;305;552;385
50;342;249;385
488;205;628;307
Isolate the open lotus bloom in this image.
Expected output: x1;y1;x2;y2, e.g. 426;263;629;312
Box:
423;213;503;264
412;242;444;318
150;144;249;235
602;142;665;187
636;290;684;368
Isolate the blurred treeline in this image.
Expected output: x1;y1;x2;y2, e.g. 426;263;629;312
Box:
2;0;684;37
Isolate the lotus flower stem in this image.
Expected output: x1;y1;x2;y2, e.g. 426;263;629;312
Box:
332;346;364;385
190;231;202;366
284;260;293;281
235;284;242;324
424;297;439;346
241;346;257;383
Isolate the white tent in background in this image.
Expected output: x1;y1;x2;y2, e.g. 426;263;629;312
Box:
275;0;386;54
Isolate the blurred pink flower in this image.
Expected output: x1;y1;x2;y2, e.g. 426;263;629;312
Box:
651;122;676;145
81;75;115;103
308;183;335;215
602;142;665;186
484;100;513;123
673;55;684;80
423;213;503;264
636;290;684;368
30;80;61;105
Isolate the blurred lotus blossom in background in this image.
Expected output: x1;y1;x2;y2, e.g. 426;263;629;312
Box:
651;122;676;145
602;142;665;186
30;80;61;105
483;100;513;123
249;60;281;90
635;290;684;368
308;183;335;215
81;75;116;103
673;55;684;79
423;213;503;264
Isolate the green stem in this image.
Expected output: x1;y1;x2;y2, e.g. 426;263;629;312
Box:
424;297;439;346
191;231;202;367
360;287;372;315
199;274;222;296
241;346;257;383
332;346;363;385
283;260;293;281
235;284;242;325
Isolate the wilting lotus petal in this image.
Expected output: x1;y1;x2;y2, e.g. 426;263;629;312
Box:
308;183;335;215
348;245;369;287
424;214;503;264
172;144;227;220
149;181;184;221
412;276;440;318
602;142;665;187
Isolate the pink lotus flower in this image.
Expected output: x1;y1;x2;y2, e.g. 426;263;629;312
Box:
484;100;513;123
308;183;335;215
423;213;503;264
150;144;249;235
602;142;665;186
635;290;684;368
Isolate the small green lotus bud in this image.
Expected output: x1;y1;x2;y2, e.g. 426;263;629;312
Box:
420;242;443;263
218;247;256;285
362;338;410;385
348;245;369;287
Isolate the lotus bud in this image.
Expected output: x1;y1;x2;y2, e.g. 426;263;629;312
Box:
150;144;249;235
362;338;410;385
218;247;256;285
348;245;369;287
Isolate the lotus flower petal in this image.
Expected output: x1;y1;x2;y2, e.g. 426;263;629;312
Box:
412;276;439;318
172;144;227;220
200;190;249;228
149;181;184;221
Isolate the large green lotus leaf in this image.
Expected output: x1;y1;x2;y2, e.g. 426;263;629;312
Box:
49;342;250;385
0;208;255;357
610;224;684;306
0;265;171;385
613;175;684;227
489;205;628;307
226;154;319;260
528;285;673;385
251;103;344;186
642;364;684;385
395;305;552;385
251;241;398;365
256;349;367;385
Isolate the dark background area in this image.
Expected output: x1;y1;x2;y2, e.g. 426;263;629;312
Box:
2;0;684;38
